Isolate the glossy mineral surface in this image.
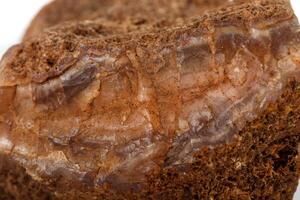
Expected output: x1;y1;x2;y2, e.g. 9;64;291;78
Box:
0;0;300;192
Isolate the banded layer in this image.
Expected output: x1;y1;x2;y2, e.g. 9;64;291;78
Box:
0;0;299;199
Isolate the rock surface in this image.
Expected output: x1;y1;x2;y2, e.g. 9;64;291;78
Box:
0;0;300;199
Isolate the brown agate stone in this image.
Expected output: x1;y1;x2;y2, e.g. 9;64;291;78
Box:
0;0;300;199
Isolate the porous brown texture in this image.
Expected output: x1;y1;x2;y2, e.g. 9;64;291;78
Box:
23;0;251;40
0;156;55;200
0;0;300;199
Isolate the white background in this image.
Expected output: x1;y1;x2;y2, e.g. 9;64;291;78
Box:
0;0;299;199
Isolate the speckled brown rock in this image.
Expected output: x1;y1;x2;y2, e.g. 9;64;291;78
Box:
0;155;55;200
1;0;300;199
23;0;251;40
